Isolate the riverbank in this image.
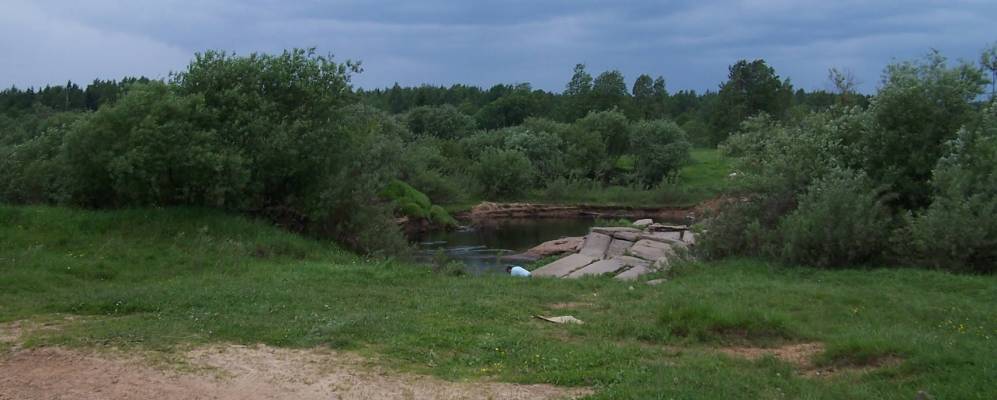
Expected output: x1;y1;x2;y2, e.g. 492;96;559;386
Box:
457;199;722;222
2;205;994;399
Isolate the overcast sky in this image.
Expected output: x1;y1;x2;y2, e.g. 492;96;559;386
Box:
2;0;994;93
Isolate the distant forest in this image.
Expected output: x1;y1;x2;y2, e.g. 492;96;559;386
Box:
0;61;865;146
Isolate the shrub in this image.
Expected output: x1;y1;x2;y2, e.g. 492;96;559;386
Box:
575;109;630;156
779;170;893;268
473;149;535;199
380;179;457;228
404;105;476;139
629;119;692;186
502;126;566;182
381;179;431;212
428;205;458;227
861;52;986;209
912;105;997;273
62;82;249;207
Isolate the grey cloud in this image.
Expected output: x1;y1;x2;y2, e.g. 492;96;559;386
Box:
2;0;994;93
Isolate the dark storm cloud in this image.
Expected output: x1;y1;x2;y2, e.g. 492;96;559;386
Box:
2;0;995;93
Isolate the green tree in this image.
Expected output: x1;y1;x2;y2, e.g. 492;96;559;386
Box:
629;120;691;186
710;59;793;145
575;109;631;156
981;42;997;99
404;104;476;139
913;104;997;272
473;149;535;198
563;64;593;120
591;70;629;112
632;74;655;119
862;51;986;209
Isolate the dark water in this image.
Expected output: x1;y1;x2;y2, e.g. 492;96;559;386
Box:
410;218;599;273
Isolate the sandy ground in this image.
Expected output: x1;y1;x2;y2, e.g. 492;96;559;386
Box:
0;319;589;400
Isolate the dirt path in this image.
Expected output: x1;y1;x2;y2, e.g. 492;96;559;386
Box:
0;345;589;400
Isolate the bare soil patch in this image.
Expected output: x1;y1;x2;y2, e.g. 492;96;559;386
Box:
0;345;591;400
719;342;825;367
717;342;902;378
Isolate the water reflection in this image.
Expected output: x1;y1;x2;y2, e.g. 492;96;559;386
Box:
410;218;599;272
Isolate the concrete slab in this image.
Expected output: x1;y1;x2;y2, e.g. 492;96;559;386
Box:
532;253;597;277
605;238;634;258
578;232;613;259
612;231;640;241
614;255;651;269
647;223;689;232
628;239;673;261
590;227;641;236
638;232;683;244
682;231;696;245
566;258;627;278
615;265;650;280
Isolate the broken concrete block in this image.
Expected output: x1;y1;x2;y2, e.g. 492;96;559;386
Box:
628;239;673;261
590;227;642;236
615;265;650;280
638;231;683;244
532;253;597;277
605;238;635;258
579;232;613;259
566;258;627;278
614;255;652;270
612;231;640;241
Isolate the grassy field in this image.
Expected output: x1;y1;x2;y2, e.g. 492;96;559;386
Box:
2;205;995;399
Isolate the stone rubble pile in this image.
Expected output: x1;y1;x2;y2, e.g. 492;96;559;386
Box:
532;219;694;280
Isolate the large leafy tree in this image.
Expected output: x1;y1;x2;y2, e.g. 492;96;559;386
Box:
590;70;629;112
710;59;793;145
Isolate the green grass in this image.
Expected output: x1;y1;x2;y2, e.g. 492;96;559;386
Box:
2;205;995;399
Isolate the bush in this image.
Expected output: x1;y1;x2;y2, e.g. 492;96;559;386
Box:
502;126;566;182
575;109;630;156
380;179;457;228
382;179;431;212
473;149;535;199
629;119;692;186
912;105;997;273
861;52;986;209
779;170;893;268
428;205;458;227
0;112;80;204
1;49;411;254
404;105;476;139
62;82;249;207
